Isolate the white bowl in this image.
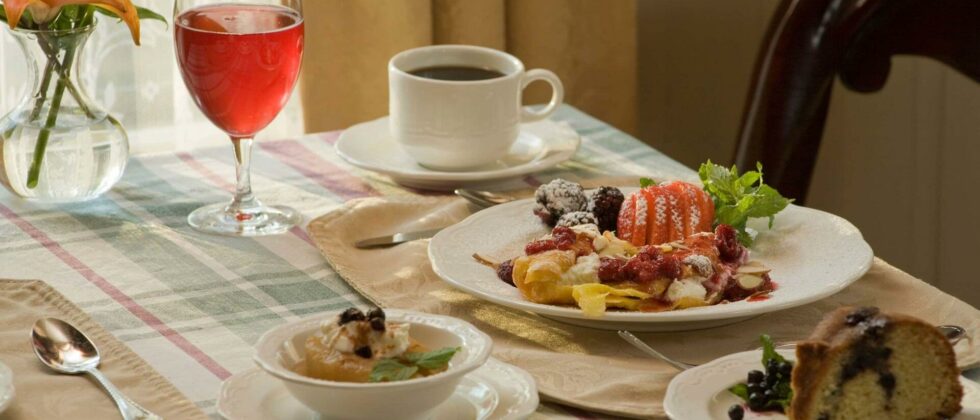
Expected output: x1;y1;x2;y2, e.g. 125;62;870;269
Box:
254;309;493;420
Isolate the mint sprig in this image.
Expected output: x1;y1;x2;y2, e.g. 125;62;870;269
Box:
728;334;793;411
698;160;792;245
639;177;657;188
368;346;460;383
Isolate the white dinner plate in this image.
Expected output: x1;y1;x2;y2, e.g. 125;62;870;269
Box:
335;116;580;191
218;358;538;420
664;349;980;419
428;187;874;331
0;360;13;414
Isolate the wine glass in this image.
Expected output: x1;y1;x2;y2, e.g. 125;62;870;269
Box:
174;0;304;236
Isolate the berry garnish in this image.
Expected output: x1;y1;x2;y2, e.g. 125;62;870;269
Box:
533;179;587;226
496;259;515;286
354;345;373;359
338;308;366;325
556;211;597;228
367;308;385;321
728;404;745;420
587;186;624;232
370;317;386;332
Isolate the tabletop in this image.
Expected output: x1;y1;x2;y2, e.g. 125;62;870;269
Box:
0;106;702;418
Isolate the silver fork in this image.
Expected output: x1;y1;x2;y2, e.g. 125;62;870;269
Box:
618;325;968;371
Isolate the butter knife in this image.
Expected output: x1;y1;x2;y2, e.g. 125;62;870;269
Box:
354;227;446;249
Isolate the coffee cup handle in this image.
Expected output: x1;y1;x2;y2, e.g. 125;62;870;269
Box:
520;69;564;123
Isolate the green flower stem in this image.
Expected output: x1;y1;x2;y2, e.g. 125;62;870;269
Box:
27;59;56;121
26;77;67;189
36;33;95;119
26;39;80;189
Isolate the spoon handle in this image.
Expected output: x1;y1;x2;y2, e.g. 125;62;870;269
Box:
87;368;162;420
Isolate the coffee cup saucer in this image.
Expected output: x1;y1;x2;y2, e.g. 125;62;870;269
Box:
335;116;580;191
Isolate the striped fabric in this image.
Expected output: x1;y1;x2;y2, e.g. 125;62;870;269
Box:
0;106;692;418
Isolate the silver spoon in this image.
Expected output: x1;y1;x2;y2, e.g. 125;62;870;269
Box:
619;324;969;371
32;318;161;420
454;188;518;208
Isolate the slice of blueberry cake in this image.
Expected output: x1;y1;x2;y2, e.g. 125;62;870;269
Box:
790;307;962;419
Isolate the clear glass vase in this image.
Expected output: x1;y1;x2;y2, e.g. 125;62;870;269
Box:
0;23;129;202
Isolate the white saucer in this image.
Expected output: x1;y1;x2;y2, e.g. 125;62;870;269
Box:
664;349;980;419
218;358;538;420
336;117;581;190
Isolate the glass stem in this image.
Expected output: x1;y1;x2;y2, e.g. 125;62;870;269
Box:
229;137;259;218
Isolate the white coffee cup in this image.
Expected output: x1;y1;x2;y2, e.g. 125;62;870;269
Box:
389;45;564;170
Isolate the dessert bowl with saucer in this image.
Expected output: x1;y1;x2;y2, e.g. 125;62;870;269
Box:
253;309;493;420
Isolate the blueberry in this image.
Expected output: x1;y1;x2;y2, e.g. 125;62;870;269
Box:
354;345;372;359
370;317;386;332
366;307;385;321
748;384;764;395
748;392;766;410
766;359;779;374
338;308;365;325
764;389;776;399
778;361;793;377
747;369;765;384
764;374;779;388
727;404;745;420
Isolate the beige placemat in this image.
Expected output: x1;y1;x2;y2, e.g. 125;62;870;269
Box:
0;279;206;420
307;193;980;419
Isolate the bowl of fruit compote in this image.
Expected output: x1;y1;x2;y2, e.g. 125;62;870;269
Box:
253;307;492;420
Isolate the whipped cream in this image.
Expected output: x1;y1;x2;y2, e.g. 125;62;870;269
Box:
316;316;411;359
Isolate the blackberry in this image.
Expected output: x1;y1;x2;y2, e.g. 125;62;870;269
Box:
533;179;587;226
556;211;598;228
587;186;624;232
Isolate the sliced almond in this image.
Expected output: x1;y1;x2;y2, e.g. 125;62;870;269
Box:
736;273;765;290
736;261;771;275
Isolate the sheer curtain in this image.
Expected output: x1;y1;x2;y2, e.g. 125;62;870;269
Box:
0;0;305;156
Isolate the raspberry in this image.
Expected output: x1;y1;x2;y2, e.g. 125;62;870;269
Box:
525;239;558;255
598;257;625;282
715;224;743;263
556;211;598;228
533;179;587;226
587;186;624;233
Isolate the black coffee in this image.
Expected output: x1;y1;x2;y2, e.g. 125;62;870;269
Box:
408;65;505;81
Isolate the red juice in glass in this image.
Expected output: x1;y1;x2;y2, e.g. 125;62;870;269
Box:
175;4;304;137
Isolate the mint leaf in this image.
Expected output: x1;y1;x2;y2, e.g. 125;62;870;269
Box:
698;160;792;246
760;334;787;365
404;346;459;370
369;359;418;382
639;177;656;188
729;382;750;400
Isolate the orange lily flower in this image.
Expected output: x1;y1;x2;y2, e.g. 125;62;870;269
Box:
3;0;141;45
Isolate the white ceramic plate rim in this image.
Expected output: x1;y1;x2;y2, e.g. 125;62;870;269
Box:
335;117;581;181
428;189;874;323
253;309;493;389
664;348;980;419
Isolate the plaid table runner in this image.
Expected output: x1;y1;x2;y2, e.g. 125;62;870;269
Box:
0;105;727;418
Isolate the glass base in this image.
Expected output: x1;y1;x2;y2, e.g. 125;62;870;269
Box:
188;201;302;237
